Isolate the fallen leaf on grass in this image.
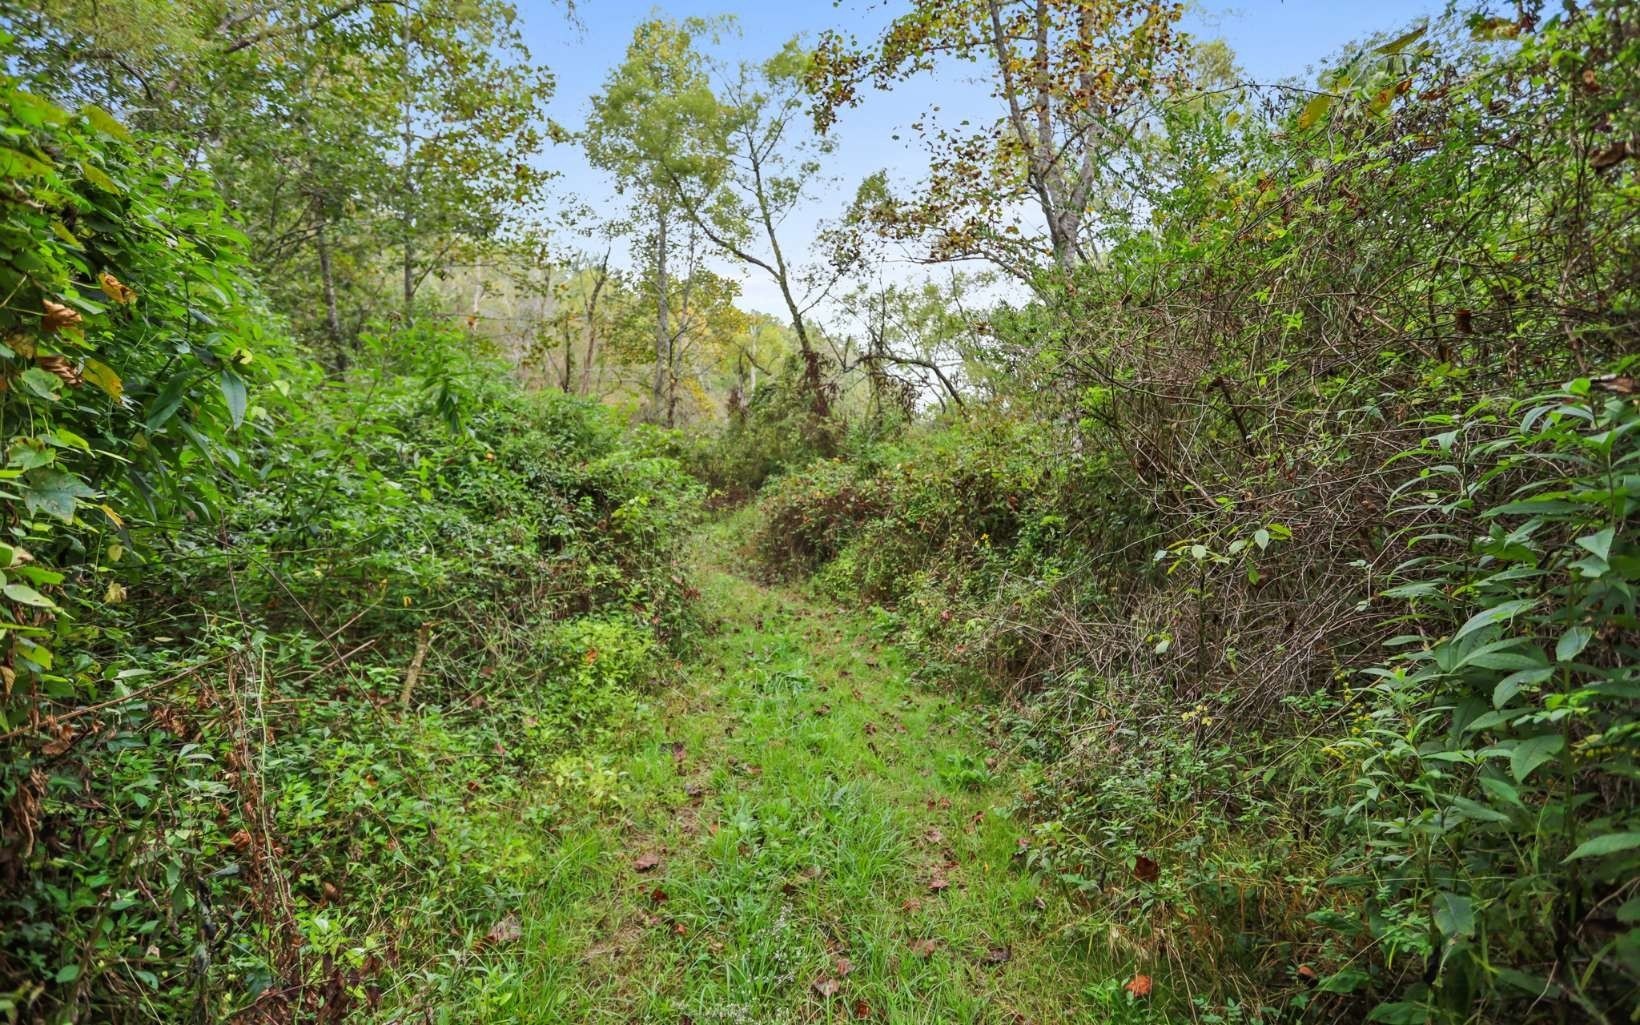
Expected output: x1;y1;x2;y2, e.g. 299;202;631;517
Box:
633;852;662;872
812;977;841;998
484;914;522;945
649;887;669;905
928;873;951;893
909;938;937;958
833;955;854;977
980;945;1011;965
852;998;873;1019
1125;974;1153;999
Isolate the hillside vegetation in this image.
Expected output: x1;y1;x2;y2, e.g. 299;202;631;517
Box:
1;2;1635;1024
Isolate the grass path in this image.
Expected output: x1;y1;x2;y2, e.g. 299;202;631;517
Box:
459;520;1120;1023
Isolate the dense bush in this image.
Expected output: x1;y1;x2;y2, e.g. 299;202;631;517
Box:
0;73;701;1024
750;6;1638;1022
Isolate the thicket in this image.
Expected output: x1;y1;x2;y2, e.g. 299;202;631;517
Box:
0;69;699;1024
751;6;1637;1023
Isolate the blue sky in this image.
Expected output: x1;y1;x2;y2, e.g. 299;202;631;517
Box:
516;0;1444;314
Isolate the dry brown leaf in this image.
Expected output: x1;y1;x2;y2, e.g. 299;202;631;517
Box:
1590;141;1629;170
1591;374;1636;396
1125;974;1153;999
980;945;1011;965
42;300;82;333
633;852;662;872
852;998;873;1019
812;977;841;998
909;938;937;958
35;354;83;387
485;914;522;945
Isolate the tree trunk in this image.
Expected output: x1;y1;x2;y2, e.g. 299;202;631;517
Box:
315;216;345;365
579;251;610;397
651;208;670;423
399;20;415;326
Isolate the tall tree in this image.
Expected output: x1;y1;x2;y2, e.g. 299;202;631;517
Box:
383;1;555;324
810;0;1191;281
588;20;845;423
584;17;726;423
4;0;556;350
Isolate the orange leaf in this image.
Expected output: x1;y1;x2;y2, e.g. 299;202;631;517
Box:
1125;974;1153;999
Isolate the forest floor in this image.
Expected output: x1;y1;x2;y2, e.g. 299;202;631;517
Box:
453;515;1123;1023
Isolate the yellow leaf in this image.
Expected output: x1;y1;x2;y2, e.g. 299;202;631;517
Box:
98;503;124;528
82;357;123;401
1297;93;1334;131
98;271;136;305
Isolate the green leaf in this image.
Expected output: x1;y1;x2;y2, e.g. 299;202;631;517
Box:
1433;891;1475;937
21;469;96;523
1453;598;1535;643
6;441;56;471
1555;625;1592;662
0;146;53;178
2;583;55;608
219;370;248;429
80;103;132;140
19;367;64;401
79;160;121;193
54;963;80;984
1367;1002;1427;1024
1478;775;1524;810
1510;733;1563;783
1494;666;1552;708
1563;832;1640;862
1446;795;1511;824
1575;527;1614;562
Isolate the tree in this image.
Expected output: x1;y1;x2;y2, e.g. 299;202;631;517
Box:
5;0;557;354
383;1;555;325
811;0;1191;281
836;276;984;415
585;17;726;423
587;19;845;426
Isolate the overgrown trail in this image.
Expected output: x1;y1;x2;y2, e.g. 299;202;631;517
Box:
464;518;1113;1023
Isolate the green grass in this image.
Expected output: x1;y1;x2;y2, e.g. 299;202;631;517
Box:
431;515;1147;1023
